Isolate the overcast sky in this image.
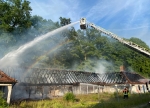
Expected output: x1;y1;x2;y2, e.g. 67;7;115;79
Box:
29;0;150;47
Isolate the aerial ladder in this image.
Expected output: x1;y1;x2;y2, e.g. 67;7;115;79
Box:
80;18;150;57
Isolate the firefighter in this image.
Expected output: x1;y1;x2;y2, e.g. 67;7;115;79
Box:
123;87;129;99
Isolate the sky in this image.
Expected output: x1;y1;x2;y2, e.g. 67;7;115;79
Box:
29;0;150;47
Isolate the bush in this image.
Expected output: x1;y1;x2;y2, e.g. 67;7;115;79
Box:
63;92;75;102
0;91;8;108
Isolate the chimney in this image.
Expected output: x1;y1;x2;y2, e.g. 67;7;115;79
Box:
120;65;125;72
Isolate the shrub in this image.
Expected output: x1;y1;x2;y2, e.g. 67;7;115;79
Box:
0;91;8;108
63;92;75;102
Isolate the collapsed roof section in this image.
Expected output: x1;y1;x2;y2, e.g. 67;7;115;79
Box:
123;72;148;84
0;70;17;84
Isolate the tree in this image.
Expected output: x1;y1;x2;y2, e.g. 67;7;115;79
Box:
59;17;71;26
129;37;149;49
0;0;32;32
30;15;59;35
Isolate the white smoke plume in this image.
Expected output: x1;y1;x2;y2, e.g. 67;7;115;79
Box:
0;21;79;68
94;60;113;74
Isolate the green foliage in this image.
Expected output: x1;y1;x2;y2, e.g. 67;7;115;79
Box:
30;15;58;33
0;0;32;32
12;21;150;76
77;60;95;71
129;37;149;49
59;17;71;26
63;92;76;102
0;91;8;108
0;0;150;77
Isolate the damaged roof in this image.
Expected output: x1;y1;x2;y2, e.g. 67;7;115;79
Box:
22;68;149;86
0;70;17;84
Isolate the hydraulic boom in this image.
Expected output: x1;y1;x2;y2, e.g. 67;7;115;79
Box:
80;18;150;57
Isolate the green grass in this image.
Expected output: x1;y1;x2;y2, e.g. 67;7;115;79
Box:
9;93;150;108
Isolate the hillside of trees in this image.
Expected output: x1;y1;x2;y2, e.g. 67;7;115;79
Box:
0;0;150;77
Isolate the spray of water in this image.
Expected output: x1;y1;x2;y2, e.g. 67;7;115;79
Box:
0;21;79;99
0;21;79;68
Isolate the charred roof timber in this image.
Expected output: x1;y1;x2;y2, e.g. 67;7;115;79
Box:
20;68;149;86
0;67;148;86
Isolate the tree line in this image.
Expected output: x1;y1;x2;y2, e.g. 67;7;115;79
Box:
0;0;150;77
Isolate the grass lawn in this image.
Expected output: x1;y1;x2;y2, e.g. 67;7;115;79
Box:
10;92;150;108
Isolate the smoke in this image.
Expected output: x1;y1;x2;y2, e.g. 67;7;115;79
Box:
0;21;79;69
126;66;135;72
71;59;113;73
0;21;79;99
94;59;113;74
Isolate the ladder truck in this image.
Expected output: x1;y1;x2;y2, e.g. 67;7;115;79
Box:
80;18;150;57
